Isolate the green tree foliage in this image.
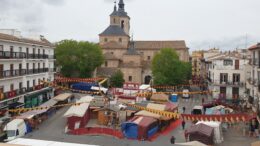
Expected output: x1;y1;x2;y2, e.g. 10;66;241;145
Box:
55;40;104;78
152;48;191;86
110;70;125;87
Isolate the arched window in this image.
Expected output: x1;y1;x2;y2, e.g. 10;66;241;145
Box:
121;20;125;29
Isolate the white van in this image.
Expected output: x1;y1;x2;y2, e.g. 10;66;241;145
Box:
192;105;204;115
4;119;27;141
182;89;189;98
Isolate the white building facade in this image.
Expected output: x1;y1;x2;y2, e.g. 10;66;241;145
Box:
0;30;55;111
246;43;260;111
207;53;249;100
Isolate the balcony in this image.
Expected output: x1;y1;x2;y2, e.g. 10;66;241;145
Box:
49;68;56;72
213;80;244;86
0;84;48;101
0;69;26;79
0;51;26;59
0;68;49;79
26;68;49;75
0;51;49;59
27;54;48;59
48;55;55;59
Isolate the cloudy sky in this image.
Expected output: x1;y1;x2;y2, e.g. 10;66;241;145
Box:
0;0;259;51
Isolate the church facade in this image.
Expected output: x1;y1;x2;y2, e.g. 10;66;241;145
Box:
96;0;189;84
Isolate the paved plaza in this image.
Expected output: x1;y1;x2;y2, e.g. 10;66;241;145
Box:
23;90;258;146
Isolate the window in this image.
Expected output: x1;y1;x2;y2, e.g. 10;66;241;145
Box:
113;18;116;23
111;52;114;54
26;63;29;72
119;38;122;42
19;82;23;90
43;77;45;81
147;56;151;60
105;61;108;67
26;48;29;58
233;74;240;83
10;46;13;52
33;80;35;86
121;20;125;29
223;59;233;66
27;81;30;89
10;84;14;91
0;45;3;51
19;47;22;52
220;73;228;83
104;38;108;42
38;79;41;85
128;76;132;82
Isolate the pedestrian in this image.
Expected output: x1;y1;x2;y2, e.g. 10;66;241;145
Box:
182;106;186;113
182;120;186;130
202;97;205;104
184;129;188;142
170;136;175;144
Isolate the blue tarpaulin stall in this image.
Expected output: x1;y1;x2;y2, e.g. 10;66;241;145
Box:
71;82;98;92
121;116;159;140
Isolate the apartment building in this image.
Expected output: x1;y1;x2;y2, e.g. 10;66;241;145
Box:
247;43;260;109
191;51;204;81
0;29;55;113
207;52;249;99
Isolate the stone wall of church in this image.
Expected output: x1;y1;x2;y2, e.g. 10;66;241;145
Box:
123;55;141;65
103;49;127;59
121;67;142;84
99;35;129;47
135;49;189;62
101;60;119;68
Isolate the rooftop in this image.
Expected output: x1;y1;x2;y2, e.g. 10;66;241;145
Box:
0;32;53;47
99;25;128;36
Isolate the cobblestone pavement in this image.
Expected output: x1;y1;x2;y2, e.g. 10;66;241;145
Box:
23;90;259;146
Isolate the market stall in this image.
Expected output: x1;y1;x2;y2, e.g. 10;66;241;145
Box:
196;121;223;144
121;116;159;140
63;96;93;131
187;123;214;145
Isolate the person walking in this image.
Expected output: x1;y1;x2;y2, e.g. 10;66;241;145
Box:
184;129;188;142
182;106;186;113
182;120;186;130
170;136;175;144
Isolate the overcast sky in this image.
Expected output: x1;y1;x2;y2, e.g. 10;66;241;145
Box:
0;0;259;51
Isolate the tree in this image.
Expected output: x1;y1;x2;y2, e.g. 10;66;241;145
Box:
110;70;125;87
55;40;104;78
152;48;191;86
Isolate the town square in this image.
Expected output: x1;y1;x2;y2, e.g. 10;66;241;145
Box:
0;0;260;146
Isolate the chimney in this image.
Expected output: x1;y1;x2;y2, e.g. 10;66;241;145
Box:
40;35;45;41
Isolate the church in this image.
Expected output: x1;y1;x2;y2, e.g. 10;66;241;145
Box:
96;0;189;84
